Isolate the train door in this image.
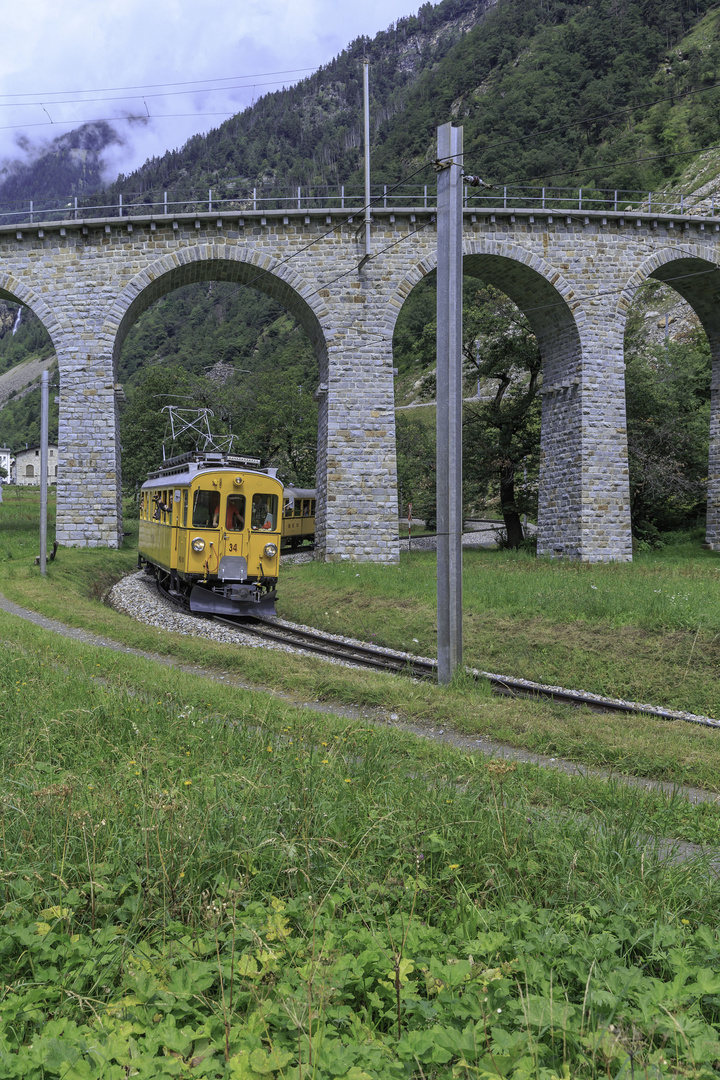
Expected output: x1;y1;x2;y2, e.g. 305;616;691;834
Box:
223;494;246;556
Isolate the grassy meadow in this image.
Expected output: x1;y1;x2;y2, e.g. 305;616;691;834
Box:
0;488;720;1077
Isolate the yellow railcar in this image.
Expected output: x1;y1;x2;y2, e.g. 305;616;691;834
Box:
138;451;283;617
281;487;316;549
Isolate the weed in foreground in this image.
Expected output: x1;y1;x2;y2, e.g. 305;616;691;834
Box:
0;641;719;1077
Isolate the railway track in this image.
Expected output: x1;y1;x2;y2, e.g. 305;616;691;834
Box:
153;577;717;727
213;613;720;729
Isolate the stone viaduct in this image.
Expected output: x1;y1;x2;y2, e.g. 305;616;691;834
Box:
1;201;719;562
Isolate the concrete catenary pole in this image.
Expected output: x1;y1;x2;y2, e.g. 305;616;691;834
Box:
363;59;371;260
39;368;49;576
436;122;463;684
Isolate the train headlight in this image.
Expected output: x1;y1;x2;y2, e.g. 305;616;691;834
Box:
234;476;244;486
191;537;206;553
264;543;278;558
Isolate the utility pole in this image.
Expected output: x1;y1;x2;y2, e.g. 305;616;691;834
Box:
436;122;463;684
363;59;371;260
39;369;49;576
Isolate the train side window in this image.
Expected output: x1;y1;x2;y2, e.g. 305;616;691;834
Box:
310;500;316;516
183;490;188;527
193;490;221;528
251;493;278;530
302;500;310;517
226;494;246;531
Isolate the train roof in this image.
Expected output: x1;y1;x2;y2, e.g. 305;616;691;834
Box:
283;487;316;499
142;450;281;487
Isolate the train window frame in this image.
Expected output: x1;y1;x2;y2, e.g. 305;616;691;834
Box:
182;490;188;527
192;489;221;529
251;493;279;531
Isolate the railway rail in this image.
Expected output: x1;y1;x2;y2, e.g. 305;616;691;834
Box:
153;574;717;728
213;612;720;729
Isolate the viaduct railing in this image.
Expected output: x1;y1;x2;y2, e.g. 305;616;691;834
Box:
1;181;719;227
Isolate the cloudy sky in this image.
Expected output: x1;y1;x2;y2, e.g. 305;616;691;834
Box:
1;0;421;180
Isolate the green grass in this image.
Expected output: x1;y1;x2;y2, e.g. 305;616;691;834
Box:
0;624;720;1078
1;489;720;793
279;543;720;719
1;491;720;1075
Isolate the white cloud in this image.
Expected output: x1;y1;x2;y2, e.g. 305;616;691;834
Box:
0;0;420;180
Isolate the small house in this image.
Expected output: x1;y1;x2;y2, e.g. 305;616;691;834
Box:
14;445;59;486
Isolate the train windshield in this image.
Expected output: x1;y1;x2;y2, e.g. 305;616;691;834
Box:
225;494;246;531
192;490;221;528
251;493;278;531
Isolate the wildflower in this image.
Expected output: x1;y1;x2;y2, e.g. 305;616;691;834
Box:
179;872;185;878
448;864;460;870
344;778;352;783
681;919;690;925
321;759;329;765
184;780;192;786
590;585;598;590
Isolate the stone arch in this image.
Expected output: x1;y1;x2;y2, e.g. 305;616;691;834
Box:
0;274;65;351
618;245;720;550
384;240;582;353
618;244;720;334
101;245;337;553
386;241;631;560
103;245;332;378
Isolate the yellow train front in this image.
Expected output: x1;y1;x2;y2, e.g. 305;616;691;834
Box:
138;451;283;617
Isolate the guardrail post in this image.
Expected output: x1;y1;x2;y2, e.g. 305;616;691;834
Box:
614;190;618;211
503;185;507;209
542;187;545;209
424;185;427;208
578;188;582;211
29;200;33;224
383;184;387;208
209;189;212;213
341;185;344;209
118;194;122;218
648;191;652;213
298;186;301;210
74;196;78;220
680;193;684;213
253;187;257;211
164;191;168;216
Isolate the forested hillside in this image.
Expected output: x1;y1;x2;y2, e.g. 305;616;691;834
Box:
0;0;717;536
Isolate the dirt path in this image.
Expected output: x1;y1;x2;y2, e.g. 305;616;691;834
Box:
0;354;56;409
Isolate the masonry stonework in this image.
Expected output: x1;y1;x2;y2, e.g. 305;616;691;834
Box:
1;206;720;562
